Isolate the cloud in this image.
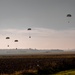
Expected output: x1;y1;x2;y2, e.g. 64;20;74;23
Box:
0;28;75;39
0;28;75;49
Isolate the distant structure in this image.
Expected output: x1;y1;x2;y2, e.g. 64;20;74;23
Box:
45;49;64;53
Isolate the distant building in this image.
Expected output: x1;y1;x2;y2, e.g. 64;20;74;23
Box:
50;49;64;52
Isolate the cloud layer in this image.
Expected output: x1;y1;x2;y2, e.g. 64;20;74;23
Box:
0;28;75;49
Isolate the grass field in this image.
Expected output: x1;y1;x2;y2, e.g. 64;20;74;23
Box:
0;70;75;75
52;69;75;75
0;54;75;75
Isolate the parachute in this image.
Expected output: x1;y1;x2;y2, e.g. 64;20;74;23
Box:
14;40;18;50
67;14;72;23
6;37;10;39
67;14;72;17
28;28;31;30
6;37;10;48
14;40;18;42
27;28;31;38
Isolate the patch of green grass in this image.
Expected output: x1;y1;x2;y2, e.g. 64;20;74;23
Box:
52;69;75;75
0;70;75;75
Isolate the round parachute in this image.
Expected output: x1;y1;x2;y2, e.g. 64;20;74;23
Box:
6;37;10;39
67;14;72;17
67;14;72;23
14;40;18;50
28;28;31;30
27;28;31;38
14;40;18;42
6;37;10;48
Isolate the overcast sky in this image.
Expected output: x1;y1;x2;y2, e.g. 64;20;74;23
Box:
0;0;75;50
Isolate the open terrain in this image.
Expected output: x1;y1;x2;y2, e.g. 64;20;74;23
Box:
0;53;75;75
52;69;75;75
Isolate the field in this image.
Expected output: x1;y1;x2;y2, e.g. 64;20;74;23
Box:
0;54;75;75
52;69;75;75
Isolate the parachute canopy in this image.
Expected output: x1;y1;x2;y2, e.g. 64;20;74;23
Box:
28;28;31;30
67;14;72;17
14;40;18;42
6;37;10;39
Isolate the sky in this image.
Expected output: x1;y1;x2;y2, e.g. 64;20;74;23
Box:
0;0;75;50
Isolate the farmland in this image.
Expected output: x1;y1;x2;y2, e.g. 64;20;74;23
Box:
52;69;75;75
0;54;75;75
